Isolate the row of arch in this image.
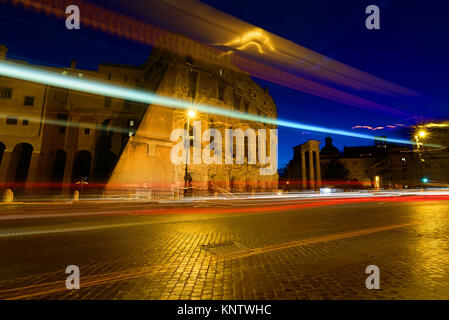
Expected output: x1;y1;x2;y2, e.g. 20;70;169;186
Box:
0;142;116;189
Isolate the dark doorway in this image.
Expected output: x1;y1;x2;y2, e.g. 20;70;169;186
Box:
50;149;67;188
10;143;33;188
94;119;117;184
71;150;91;183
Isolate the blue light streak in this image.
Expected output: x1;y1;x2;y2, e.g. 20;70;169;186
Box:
0;61;437;147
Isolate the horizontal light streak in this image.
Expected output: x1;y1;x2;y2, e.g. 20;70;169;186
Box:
0;61;439;147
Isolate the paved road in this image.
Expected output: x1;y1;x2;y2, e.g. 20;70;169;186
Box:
1;197;449;300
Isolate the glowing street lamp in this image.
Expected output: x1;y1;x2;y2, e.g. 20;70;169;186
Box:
414;127;429;151
184;110;196;195
188;110;196;118
418;130;427;138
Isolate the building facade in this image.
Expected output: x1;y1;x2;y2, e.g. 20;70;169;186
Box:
0;40;278;198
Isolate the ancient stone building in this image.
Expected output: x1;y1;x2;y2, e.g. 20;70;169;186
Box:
107;42;279;195
284;140;321;190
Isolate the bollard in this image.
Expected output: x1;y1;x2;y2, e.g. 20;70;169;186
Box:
2;188;14;203
73;190;79;201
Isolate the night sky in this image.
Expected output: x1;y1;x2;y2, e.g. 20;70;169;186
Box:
1;0;448;168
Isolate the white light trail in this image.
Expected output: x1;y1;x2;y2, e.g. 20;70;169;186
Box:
0;61;439;147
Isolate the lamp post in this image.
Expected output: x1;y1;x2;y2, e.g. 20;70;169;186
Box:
184;110;195;195
413;128;429;187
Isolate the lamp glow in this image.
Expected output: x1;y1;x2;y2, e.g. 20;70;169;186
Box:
188;110;196;118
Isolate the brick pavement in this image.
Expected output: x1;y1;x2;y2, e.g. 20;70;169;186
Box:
1;200;449;299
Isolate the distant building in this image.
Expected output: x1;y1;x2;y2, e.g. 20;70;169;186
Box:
282;131;449;190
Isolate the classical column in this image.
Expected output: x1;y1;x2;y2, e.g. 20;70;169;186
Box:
315;150;321;188
309;150;315;190
301;151;306;189
0;151;12;184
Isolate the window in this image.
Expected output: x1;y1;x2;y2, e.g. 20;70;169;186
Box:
124;75;128;82
57;113;68;133
24;96;34;106
185;56;194;65
0;87;12;98
84;128;91;135
233;93;241;110
244;100;249;114
128;119;136;136
104;97;111;108
22;119;29;126
6;116;18;125
218;81;225;102
188;69;198;99
108;74;111;80
401;157;407;162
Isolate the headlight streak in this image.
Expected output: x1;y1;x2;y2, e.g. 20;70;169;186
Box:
3;0;420;118
0;61;440;148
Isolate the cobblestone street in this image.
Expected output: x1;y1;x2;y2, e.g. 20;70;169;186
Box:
1;198;449;299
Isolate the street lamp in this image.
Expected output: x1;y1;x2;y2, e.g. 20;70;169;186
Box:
414;128;429;149
188;110;196;118
418;130;427;138
184;110;195;195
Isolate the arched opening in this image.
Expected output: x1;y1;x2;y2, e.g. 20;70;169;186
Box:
71;150;91;183
50;149;67;188
8;143;33;189
95;151;116;184
0;142;5;167
94;119;117;185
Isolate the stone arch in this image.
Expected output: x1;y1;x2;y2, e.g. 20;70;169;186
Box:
8;143;34;188
71;150;91;183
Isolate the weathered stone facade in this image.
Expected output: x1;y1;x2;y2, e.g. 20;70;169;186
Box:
107;43;279;195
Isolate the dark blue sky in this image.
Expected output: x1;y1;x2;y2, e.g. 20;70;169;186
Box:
1;0;448;168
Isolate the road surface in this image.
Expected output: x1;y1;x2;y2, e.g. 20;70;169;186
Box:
1;196;449;299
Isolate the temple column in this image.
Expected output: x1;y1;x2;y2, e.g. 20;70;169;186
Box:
309;150;315;190
315;150;321;188
301;151;306;189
